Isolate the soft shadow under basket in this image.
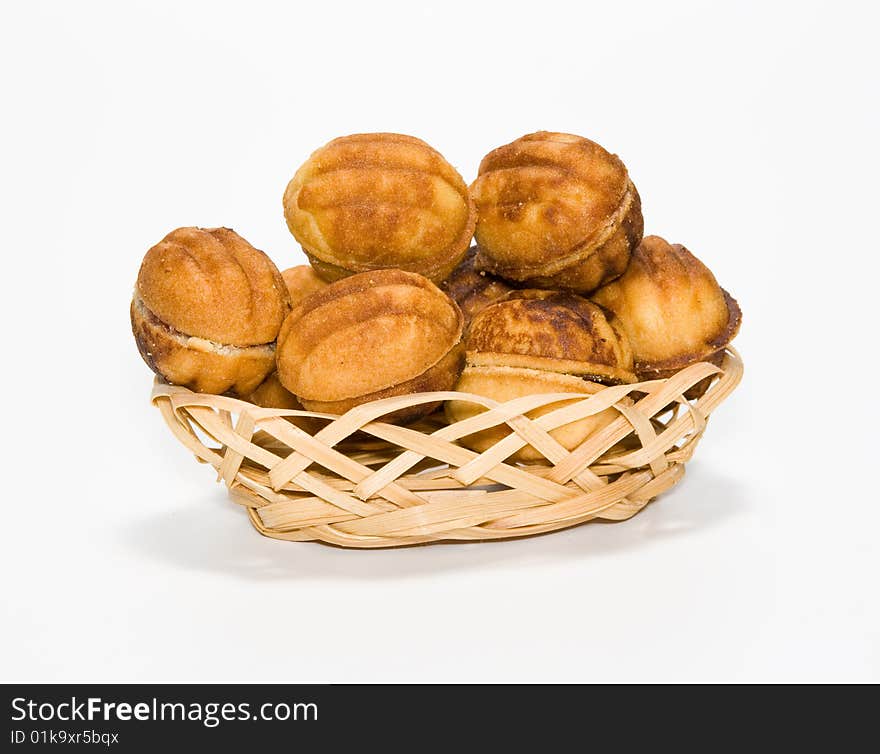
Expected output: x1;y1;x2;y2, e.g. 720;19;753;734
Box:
152;348;743;548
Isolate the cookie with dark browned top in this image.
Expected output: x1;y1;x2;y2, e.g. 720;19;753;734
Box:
440;247;512;328
465;289;637;385
445;288;635;460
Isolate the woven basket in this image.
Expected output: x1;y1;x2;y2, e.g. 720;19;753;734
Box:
152;348;742;548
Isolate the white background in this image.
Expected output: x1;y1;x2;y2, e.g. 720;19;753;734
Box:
2;1;878;682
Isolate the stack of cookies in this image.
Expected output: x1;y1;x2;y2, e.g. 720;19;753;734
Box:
132;131;741;455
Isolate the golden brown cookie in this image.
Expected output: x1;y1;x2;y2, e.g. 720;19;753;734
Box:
445;366;624;462
275;269;464;423
465;290;637;385
131;227;290;395
470;131;643;293
244;371;320;433
445;289;635;459
246;371;304;410
283;133;476;283
592;235;741;381
281;265;328;308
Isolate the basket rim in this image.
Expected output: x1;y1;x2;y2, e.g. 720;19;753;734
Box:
148;348;743;548
150;347;743;422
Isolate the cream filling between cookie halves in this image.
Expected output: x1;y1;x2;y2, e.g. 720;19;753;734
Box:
132;295;276;358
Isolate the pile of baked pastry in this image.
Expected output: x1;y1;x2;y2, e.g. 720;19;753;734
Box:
132;131;741;459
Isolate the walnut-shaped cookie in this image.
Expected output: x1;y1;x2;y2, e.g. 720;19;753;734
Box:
592;235;741;381
281;264;328;308
470;131;643;293
243;371;319;432
465;290;637;384
131;227;290;395
275;269;464;423
245;371;303;411
283;133;476;283
440;247;512;328
446;366;624;462
445;290;634;460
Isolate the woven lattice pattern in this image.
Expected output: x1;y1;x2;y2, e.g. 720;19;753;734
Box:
152;349;742;548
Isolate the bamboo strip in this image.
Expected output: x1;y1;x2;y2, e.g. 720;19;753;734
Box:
150;349;743;548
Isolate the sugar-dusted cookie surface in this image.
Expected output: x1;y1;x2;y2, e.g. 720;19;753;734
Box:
471;131;643;293
283;133;475;283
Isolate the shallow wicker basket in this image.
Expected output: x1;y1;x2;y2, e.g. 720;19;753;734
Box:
152;348;742;548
